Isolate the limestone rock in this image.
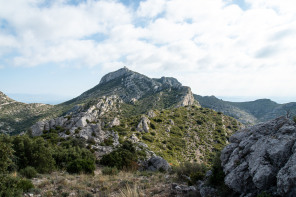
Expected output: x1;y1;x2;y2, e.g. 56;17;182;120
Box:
144;156;171;172
137;116;150;133
129;133;139;143
31;121;46;136
171;183;196;195
221;116;296;196
197;181;218;197
147;110;156;118
177;87;197;107
109;117;120;127
99;67;132;85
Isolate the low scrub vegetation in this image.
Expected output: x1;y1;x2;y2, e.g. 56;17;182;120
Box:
173;162;207;185
100;141;145;170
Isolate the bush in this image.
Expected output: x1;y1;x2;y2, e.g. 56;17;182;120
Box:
150;123;156;130
0;135;14;173
208;152;234;197
142;134;154;142
19;166;37;179
0;175;22;197
12;136;55;173
0;175;34;196
66;158;95;174
173;162;207;185
18;178;34;192
293;116;296;123
102;167;119;175
100;141;140;170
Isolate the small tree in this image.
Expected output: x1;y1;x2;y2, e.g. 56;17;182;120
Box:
0;135;14;173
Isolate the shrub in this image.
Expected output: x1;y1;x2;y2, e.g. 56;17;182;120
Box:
150;123;156;130
12;136;55;173
67;158;95;174
0;175;34;196
101;137;114;146
170;126;183;137
257;192;271;197
0;135;14;173
19;166;37;179
0;175;22;197
100;141;140;170
293;116;296;123
102;167;119;175
173;162;207;185
207;152;234;197
142;134;154;142
18;178;34;192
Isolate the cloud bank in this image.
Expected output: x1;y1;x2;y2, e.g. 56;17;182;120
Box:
0;0;296;101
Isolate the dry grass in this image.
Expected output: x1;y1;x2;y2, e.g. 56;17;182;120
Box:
29;168;175;197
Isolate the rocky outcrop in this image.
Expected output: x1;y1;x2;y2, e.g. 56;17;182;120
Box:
109;117;120;127
137;116;150;133
30;96;123;157
143;156;171;172
99;67;132;85
221;116;296;197
177;87;197;107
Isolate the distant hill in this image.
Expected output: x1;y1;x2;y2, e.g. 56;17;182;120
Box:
0;91;54;135
194;95;296;125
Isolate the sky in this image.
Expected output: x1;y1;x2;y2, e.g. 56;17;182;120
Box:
0;0;296;104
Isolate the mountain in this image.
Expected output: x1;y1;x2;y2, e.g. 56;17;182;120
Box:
0;91;54;135
64;67;197;110
194;95;296;125
30;94;241;165
24;67;241;164
1;67;197;134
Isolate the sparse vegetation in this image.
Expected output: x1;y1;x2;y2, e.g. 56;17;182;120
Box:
173;162;207;185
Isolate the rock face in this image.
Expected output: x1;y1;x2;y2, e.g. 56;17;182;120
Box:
144;156;171;172
99;67;132;85
137;116;150;133
221;116;296;196
73;67;199;109
31;96;123;157
177;87;196;107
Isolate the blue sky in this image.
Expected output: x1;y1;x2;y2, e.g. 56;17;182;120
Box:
0;0;296;104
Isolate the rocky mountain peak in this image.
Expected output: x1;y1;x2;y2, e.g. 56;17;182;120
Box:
155;77;182;88
99;66;133;85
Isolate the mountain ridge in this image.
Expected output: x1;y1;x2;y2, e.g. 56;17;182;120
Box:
0;67;197;134
194;95;296;125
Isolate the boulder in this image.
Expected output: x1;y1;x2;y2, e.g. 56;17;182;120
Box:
144;156;171;172
137;116;150;133
31;121;45;136
171;183;197;195
221;116;296;196
109;117;120;127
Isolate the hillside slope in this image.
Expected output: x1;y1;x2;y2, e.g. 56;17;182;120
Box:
194;95;296;125
31;94;242;165
0;91;54;135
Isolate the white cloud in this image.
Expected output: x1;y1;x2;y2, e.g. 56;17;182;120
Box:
137;0;166;18
0;0;296;100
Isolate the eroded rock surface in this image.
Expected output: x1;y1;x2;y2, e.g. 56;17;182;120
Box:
221;116;296;196
144;156;171;172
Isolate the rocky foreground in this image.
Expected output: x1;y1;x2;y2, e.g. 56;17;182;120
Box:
221;116;296;196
